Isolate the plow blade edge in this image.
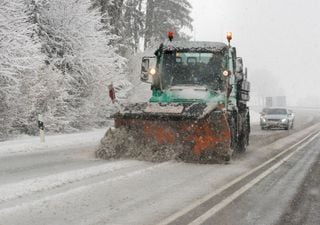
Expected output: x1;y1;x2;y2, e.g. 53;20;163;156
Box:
96;103;232;163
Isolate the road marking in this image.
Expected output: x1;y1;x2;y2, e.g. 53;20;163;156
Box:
188;131;320;225
156;130;319;225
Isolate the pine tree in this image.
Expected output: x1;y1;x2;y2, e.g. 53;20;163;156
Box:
144;0;193;49
91;0;125;36
122;0;144;54
91;0;146;56
91;0;192;53
91;0;125;49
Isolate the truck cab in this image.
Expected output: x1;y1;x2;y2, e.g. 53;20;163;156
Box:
141;40;250;110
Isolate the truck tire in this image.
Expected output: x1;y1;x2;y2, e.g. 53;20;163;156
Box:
235;125;247;153
237;115;249;153
237;132;246;153
228;115;237;151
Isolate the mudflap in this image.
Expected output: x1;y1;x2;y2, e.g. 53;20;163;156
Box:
96;108;232;163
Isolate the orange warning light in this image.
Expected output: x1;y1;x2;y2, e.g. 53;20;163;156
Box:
226;32;233;42
168;31;174;41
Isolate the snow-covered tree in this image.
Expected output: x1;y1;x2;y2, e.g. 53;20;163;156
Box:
144;0;193;49
32;0;128;130
91;0;143;56
0;0;131;138
121;0;144;54
91;0;192;53
91;0;125;36
0;0;194;139
0;0;43;137
91;0;125;52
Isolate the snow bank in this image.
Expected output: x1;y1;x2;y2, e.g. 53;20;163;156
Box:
0;109;261;158
0;129;106;157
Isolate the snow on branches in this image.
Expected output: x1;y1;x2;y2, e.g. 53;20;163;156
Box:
0;0;43;137
0;0;194;138
1;0;130;137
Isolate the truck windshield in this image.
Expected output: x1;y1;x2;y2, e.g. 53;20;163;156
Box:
161;51;225;90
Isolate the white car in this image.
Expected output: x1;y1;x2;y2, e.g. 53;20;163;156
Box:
260;108;295;130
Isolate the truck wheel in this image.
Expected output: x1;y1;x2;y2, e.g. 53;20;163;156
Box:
237;114;250;153
229;116;237;151
237;123;248;153
237;133;247;153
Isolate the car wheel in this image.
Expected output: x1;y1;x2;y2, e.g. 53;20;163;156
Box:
285;126;289;130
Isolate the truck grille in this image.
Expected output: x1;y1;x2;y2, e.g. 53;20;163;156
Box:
268;119;280;122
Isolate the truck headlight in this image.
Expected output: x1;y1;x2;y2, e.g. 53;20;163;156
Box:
149;68;156;75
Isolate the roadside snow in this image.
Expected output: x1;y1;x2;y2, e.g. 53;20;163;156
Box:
0;110;260;158
0;129;106;157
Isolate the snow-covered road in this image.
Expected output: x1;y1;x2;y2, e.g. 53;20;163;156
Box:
0;110;319;225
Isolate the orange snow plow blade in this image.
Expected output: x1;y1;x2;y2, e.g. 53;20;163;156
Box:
96;103;232;163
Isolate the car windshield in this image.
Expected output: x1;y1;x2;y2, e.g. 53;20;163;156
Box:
161;51;225;90
266;108;287;115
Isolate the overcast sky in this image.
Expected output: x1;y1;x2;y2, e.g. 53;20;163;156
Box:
189;0;320;106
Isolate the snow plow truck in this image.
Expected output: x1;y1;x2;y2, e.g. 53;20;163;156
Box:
97;32;250;163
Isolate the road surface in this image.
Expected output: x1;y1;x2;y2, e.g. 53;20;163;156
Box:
0;109;319;225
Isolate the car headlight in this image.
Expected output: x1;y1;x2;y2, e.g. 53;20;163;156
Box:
261;117;266;122
281;118;288;123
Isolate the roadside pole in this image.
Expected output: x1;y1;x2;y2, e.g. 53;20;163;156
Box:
38;114;45;143
108;83;121;111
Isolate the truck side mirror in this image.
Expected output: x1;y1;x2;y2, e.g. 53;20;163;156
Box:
244;67;248;79
141;58;149;73
141;56;156;83
236;57;243;73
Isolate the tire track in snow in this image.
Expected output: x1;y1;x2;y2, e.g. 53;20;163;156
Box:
0;161;174;216
0;160;145;203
